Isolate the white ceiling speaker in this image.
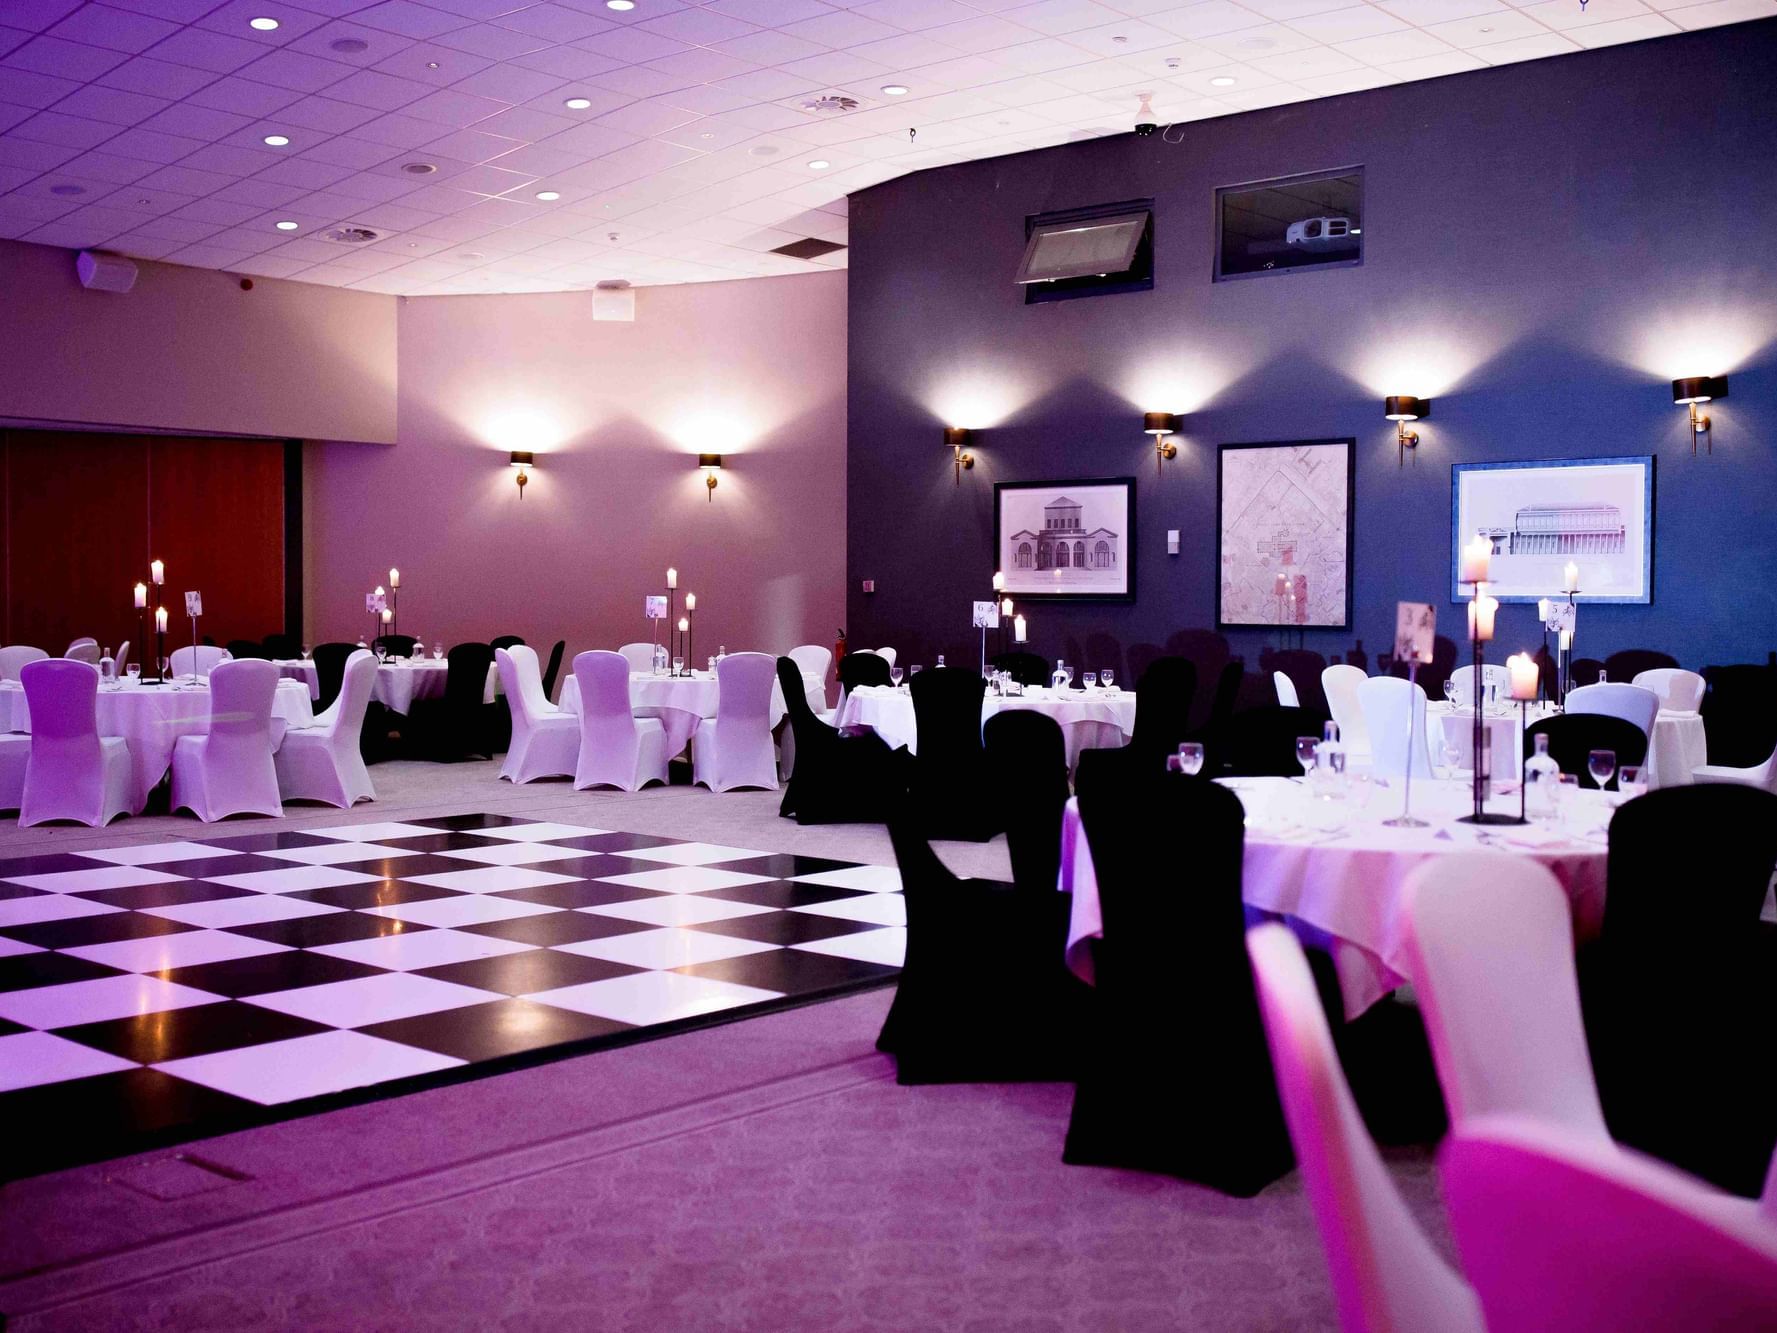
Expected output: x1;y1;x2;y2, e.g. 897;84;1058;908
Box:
76;250;138;293
592;279;634;322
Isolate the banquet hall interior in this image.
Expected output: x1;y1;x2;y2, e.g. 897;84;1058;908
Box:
0;1;1774;1328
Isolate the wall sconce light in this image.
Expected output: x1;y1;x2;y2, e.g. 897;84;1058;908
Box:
509;450;533;498
944;427;974;485
1672;376;1727;455
1144;412;1181;474
1383;396;1429;466
698;452;722;501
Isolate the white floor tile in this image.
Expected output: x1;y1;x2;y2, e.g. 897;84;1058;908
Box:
246;972;503;1028
613;842;771;867
2;866;187;894
403;866;582;894
207;866;382;894
473;821;610;842
311;929;534;971
258;842;421;867
141;895;343;930
0;894;121;928
77;842;239;866
299;822;445;841
0;974;222;1029
555;927;780;970
155;1030;463;1105
525;969;781;1025
793;926;907;967
0;1031;137;1091
360;895;559;930
789;894;907;926
433;841;592;867
789;865;903;894
582;894;776;928
594;866;773;895
64;929;289;974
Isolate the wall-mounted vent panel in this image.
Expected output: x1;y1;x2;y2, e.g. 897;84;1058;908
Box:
1020;201;1153;304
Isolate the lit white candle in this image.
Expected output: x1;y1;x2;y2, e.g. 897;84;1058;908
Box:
155;606;168;633
1460;533;1491;585
134;582;147;609
1562;561;1579;593
389;567;399;590
150;559;164;586
677;616;689;633
1013;614;1027;643
1507;651;1538;700
1558;628;1572;652
666;567;677;589
1467;594;1498;642
1000;598;1013;617
381;608;393;624
684;593;696;612
374;585;384;598
1537;597;1551;623
992;570;1004;592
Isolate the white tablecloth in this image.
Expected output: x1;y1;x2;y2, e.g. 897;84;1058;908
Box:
274;659;497;714
1059;776;1612;1017
837;685;1137;767
1426;702;1706;789
558;671;801;760
0;678;313;812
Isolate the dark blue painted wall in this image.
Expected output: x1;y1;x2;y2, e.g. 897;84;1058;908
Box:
845;22;1776;678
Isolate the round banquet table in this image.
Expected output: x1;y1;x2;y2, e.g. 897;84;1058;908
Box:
274;658;497;714
0;678;313;813
1426;701;1706;788
1059;775;1612;1017
838;684;1136;768
558;670;803;760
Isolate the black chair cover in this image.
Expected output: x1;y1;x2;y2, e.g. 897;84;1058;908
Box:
776;656;903;824
1129;656;1196;760
225;638;273;660
311;642;357;713
1604;649;1679;681
1063;769;1292;1195
1220;704;1319;778
372;634;419;658
539;639;566;703
989;650;1049;687
406;642;495;761
876;819;1089;1084
984;710;1068;894
1702;664;1777;768
261;632;300;660
1569;657;1605;687
1581;785;1777;1194
1523;713;1647;789
907;667;997;842
490;634;525;651
837;651;892;693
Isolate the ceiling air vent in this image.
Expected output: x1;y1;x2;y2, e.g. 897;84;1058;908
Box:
325;226;381;244
800;94;859;113
771;238;846;261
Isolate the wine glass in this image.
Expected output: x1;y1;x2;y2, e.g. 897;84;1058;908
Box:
1295;736;1318;777
299;644;310;660
672;655;684;676
889;665;903;689
1441;740;1464;780
1061;663;1074;689
126;663;140;686
1443;678;1458;705
1101;668;1114;690
375;645;387;665
1617;764;1647;802
1587;748;1616;790
1179;741;1204;776
432;642;443;660
1082;671;1097;691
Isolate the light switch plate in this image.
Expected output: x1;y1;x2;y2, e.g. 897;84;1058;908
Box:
1167;529;1180;555
861;579;876;593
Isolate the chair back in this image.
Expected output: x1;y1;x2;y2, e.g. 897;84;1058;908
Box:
0;645;49;680
539;639;566;702
617;642;656;673
786;644;832;685
988;651;1049;687
576;649;644;755
170;644;231;678
63;640;101;664
837;651;892;693
115;639;130;671
21;658;101;752
311;642;357;712
1206;660;1244;732
225;638;272;660
1633;667;1705;713
1566;681;1660;738
1221;705;1316;777
372;634;418;659
1523;713;1648;785
319;649;376;739
261;632;299;660
201;658;279;764
444;641;495;711
490;634;525;651
1569;656;1605;687
713;651;775;739
1248;925;1482;1333
1441;1117;1777;1333
775;655;826;743
495;644;552;726
1358;675;1434;780
1449;663;1508;708
874;647;897;667
984;709;1068;893
1272;670;1300;708
1701;663;1777;768
910;666;986;767
1403;855;1609;1139
1606;648;1680;683
1129;656;1195;756
1321;665;1370;755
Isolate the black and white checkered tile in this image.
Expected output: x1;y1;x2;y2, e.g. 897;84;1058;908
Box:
0;814;904;1176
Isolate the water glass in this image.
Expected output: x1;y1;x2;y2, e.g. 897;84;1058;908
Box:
1295;736;1318;777
672;656;684;675
1552;772;1581;821
1617;764;1647;801
411;644;424;660
889;666;903;689
1587;748;1616;789
1101;669;1114;690
126;663;140;685
1179;741;1204;776
1061;664;1074;689
1083;672;1097;690
432;643;443;660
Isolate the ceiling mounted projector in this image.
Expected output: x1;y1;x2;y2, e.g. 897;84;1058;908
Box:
76;250;138;293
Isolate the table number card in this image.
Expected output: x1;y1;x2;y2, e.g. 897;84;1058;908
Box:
972;600;1000;629
1394;601;1435;665
365;592;386;615
644;596;668;620
184;591;202;617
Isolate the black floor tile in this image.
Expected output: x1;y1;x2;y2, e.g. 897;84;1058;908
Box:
57;1001;333;1062
549;831;676;854
0;951;126;992
320;853;479;879
76;881;257;910
411;814;534;831
676;949;898;994
706;854;860;879
415;949;641;996
1;1069;258;1170
146;853;295;878
698;880;872;910
503;853;635;881
158;951;386;997
0;853;129;877
284;881;465;911
0;1016;27;1036
188;832;333;853
0;882;46;901
222;915;431;949
686;913;885;946
359;999;630;1063
375;832;507;854
2;912;194;951
491;881;667;910
457;912;654;947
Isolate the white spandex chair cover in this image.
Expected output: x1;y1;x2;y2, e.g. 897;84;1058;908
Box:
0;646;49;681
275;649;376;808
115;639;130;672
572;650;668;792
1403;855;1610;1140
170;658;283;821
1693;743;1777;793
1248;924;1483;1333
0;733;27;810
1565;681;1660;739
169;645;231;679
1442;1117;1777;1333
1448;663;1508;706
1273;670;1300;707
497;645;578;783
1321;665;1371;759
18;659;131;827
787;644;832;686
873;647;896;668
618;642;656;674
63;639;100;664
691;651;779;792
1633;667;1706;713
1358;676;1436;780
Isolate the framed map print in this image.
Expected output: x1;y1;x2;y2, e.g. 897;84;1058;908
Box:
1217;439;1354;629
995;478;1135;601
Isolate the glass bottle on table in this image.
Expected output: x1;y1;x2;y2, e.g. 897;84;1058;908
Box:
99;648;114;687
936;654;945;668
1524;732;1561;820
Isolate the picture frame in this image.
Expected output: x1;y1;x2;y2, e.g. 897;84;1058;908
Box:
1216;439;1355;629
995;477;1135;602
1450;456;1655;604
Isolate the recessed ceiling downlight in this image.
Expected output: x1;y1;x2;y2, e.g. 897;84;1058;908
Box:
275;220;299;230
535;190;560;200
325;226;380;243
401;161;438;174
249;16;279;30
807;159;831;169
563;97;592;110
1210;76;1237;86
262;134;290;146
880;84;908;96
330;37;369;53
607;0;635;9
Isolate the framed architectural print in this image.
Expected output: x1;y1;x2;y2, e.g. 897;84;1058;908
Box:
1217;439;1355;629
1450;456;1654;603
995;477;1135;601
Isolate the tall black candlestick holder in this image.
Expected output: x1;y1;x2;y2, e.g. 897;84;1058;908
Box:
685;611;694;676
135;610;146;683
153;624;166;686
1459;625;1527;826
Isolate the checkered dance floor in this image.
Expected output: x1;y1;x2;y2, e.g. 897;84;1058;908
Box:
0;814;905;1177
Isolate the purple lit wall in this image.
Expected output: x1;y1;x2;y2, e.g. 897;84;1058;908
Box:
845;23;1777;675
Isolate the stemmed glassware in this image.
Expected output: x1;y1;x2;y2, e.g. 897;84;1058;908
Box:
1101;668;1115;690
1587;748;1617;790
432;642;443;660
1617;764;1647;802
1295;736;1318;778
889;665;903;689
1060;663;1074;689
125;663;140;687
299;644;310;660
1082;672;1097;691
1179;741;1204;775
672;655;685;676
1443;678;1458;705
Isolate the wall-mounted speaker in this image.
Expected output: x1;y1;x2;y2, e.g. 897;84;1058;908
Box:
76;250;138;293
